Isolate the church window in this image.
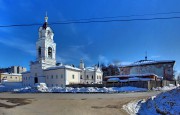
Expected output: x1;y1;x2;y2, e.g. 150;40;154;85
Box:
92;75;93;79
87;75;89;79
38;47;41;57
48;47;52;58
72;74;75;79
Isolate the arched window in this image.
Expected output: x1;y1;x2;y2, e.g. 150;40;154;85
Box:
48;47;52;58
87;75;89;79
38;47;41;57
92;75;93;79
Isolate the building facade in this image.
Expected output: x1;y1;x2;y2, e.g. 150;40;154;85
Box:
120;59;175;80
0;66;26;74
79;60;103;84
22;15;103;87
0;66;26;83
0;73;22;82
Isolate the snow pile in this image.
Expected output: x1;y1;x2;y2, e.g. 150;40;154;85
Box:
13;86;147;93
152;84;179;91
14;83;48;93
0;84;6;92
33;83;48;92
123;87;180;115
0;82;22;92
123;99;146;115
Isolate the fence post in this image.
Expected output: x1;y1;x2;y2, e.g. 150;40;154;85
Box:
147;81;151;90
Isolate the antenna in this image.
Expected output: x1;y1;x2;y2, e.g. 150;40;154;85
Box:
145;51;147;60
45;11;48;22
46;11;48;17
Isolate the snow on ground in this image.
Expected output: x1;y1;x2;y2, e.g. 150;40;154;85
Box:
0;83;147;93
123;87;180;115
13;86;147;93
152;84;179;91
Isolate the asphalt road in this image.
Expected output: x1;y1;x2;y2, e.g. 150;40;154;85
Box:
0;91;161;115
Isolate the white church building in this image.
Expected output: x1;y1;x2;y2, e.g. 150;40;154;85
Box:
22;15;103;87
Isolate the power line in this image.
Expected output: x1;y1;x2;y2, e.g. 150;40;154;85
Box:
1;14;180;28
51;16;180;24
59;11;180;22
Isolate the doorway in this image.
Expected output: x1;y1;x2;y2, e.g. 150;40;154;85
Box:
34;77;38;83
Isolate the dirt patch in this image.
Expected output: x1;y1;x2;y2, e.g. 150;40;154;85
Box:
91;105;120;109
91;106;104;109
0;98;33;109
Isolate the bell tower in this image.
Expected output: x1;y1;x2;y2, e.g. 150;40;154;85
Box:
36;14;56;68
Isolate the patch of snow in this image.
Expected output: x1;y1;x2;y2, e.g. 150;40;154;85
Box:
123;99;146;115
123;87;180;115
107;78;120;82
152;84;178;91
11;86;147;93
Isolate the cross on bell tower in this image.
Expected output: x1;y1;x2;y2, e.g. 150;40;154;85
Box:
35;14;56;68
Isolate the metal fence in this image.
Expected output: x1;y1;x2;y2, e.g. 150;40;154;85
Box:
66;80;178;90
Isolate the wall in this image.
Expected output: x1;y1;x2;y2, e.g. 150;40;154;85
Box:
44;68;65;87
120;62;175;80
0;73;22;82
67;80;178;90
66;69;80;85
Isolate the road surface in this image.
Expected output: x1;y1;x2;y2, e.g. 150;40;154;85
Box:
0;91;161;115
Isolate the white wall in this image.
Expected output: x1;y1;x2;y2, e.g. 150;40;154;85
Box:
44;68;65;87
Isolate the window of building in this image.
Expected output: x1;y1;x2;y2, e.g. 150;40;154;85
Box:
35;73;37;77
48;47;52;58
97;75;98;79
92;75;93;79
56;84;58;87
61;74;63;78
99;76;101;79
87;75;89;79
52;84;53;87
72;74;75;79
47;76;48;79
80;75;83;79
56;75;58;79
61;84;63;87
51;75;53;79
38;46;41;58
15;77;17;79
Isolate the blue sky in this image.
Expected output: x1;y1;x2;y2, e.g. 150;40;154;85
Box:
0;0;180;74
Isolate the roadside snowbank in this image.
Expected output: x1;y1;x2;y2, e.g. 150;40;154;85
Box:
152;84;179;91
12;86;147;93
123;87;180;115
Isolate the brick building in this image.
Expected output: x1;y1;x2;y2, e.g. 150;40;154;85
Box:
120;60;175;81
